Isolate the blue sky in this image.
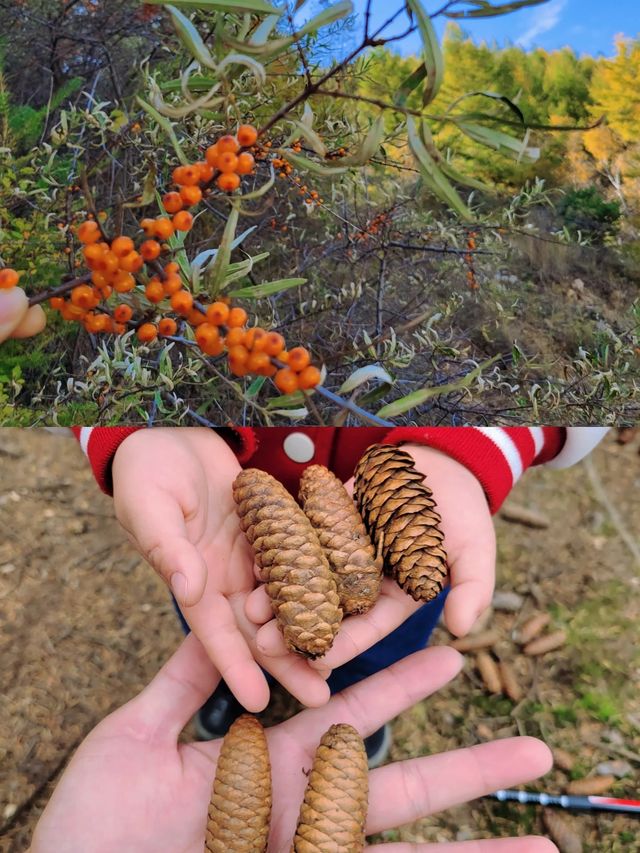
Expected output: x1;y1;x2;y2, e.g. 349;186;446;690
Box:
349;0;639;57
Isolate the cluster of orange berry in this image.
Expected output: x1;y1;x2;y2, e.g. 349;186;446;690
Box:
354;211;391;243
40;124;323;391
464;231;479;291
0;268;20;290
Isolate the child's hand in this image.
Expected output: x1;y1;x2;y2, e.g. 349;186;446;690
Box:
30;633;555;853
0;288;46;342
112;429;330;712
248;444;496;672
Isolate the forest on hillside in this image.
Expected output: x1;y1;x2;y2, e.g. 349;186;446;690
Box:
0;0;638;425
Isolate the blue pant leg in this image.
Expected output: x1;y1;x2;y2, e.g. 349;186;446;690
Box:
326;588;449;695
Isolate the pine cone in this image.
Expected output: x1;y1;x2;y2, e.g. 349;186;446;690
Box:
299;465;383;615
292;724;368;852
233;469;342;658
205;715;272;853
353;444;448;602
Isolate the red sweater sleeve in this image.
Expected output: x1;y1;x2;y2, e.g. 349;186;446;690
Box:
381;426;564;513
71;426;258;494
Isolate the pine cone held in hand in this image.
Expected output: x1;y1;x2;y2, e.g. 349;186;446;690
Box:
233;468;342;658
299;465;383;615
293;724;369;852
205;715;272;853
353;444;448;602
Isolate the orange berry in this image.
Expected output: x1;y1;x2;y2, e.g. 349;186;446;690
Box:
244;327;268;351
229;361;249;377
288;346;311;372
170;290;194;315
145;279;165;303
217;135;239;154
154;218;175;240
227;306;248;328
113;271;136;293
114;304;133;323
165;261;180;275
163;273;183;296
99;252;121;277
225;327;246;347
77;221;101;244
196;323;223;355
298;365;321;389
111;236;135;257
113;322;127;335
187;308;208;327
120;251;144;273
180;164;202;186
84;313;102;333
205;144;220;168
94;283;113;301
173;211;194;232
159;318;178;337
263;332;285;357
246;350;271;374
83;243;106;268
218;152;239;174
49;296;65;311
180;185;203;207
236;152;255;175
228;345;249;367
61;302;86;322
0;268;19;289
163;192;184;214
137;323;158;343
206;301;230;326
71;285;97;310
196;161;213;183
141;240;162;262
237;124;258;148
275;368;300;394
172;165;188;185
217;172;241;193
140;218;157;236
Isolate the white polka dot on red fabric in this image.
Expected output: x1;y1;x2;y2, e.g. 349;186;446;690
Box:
283;432;315;463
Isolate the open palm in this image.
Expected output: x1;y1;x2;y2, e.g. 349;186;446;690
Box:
112;428;330;712
31;635;557;853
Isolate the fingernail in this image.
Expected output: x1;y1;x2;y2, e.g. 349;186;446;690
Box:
170;572;187;604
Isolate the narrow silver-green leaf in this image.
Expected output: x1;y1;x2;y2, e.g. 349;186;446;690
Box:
407;116;473;220
145;0;281;15
406;0;444;106
420;121;492;193
394;62;427;107
229;277;306;298
446;0;548;19
136;97;189;164
204;205;240;295
338;364;393;395
337;115;385;166
457;121;540;161
376;356;501;418
167;5;217;68
282;150;348;176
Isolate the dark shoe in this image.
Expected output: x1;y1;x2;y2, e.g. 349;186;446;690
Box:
194;681;246;741
364;724;392;768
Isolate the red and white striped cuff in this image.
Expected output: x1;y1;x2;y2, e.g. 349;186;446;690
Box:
72;426;258;494
383;426;564;514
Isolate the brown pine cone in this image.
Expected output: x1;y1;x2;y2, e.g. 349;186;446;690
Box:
299;465;383;615
205;715;272;852
233;469;342;658
353;444;448;602
292;724;368;852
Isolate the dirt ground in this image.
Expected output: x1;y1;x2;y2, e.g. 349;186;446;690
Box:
1;429;639;851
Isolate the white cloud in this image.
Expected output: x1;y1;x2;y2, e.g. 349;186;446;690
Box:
515;0;568;49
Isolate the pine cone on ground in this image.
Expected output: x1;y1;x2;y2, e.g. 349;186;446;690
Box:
292;724;368;852
299;465;383;615
233;469;342;658
353;444;448;602
205;715;272;853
